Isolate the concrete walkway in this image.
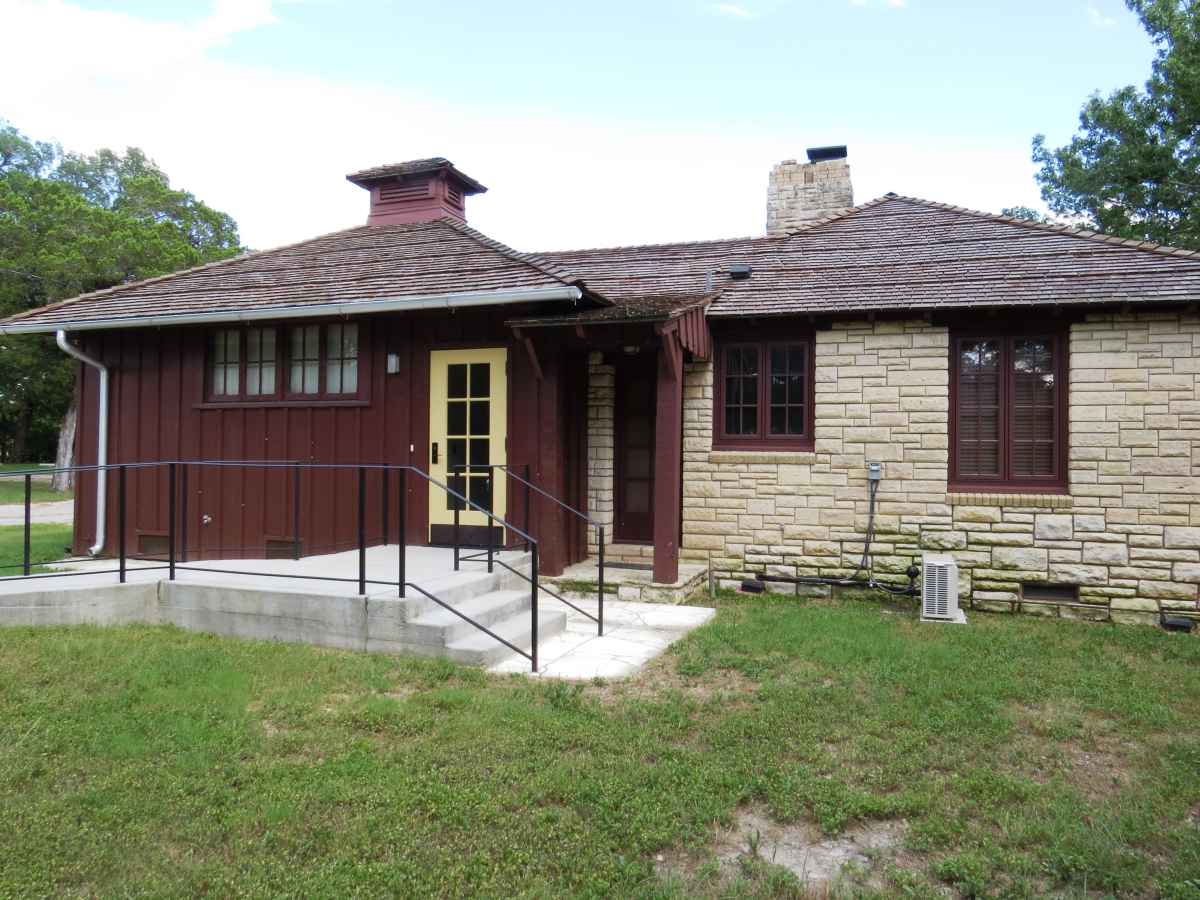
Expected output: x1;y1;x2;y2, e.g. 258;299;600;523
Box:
489;598;715;680
0;500;74;526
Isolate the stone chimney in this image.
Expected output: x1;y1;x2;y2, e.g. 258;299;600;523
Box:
346;158;487;226
766;146;853;236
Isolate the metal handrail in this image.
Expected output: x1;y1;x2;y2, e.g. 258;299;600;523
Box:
0;459;545;671
450;462;606;636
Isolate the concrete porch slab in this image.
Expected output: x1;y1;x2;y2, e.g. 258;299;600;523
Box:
488;599;715;680
545;559;709;604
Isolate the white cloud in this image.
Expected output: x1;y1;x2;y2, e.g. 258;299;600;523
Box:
0;0;1044;253
849;0;907;7
710;2;755;17
1087;1;1116;28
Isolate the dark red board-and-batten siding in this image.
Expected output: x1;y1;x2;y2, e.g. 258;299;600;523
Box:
70;307;588;575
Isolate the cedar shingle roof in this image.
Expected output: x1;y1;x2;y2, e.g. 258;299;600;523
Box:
707;196;1200;316
532;195;1200;318
6;193;1200;334
1;219;581;331
508;295;712;328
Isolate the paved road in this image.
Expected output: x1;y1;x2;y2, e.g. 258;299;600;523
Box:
0;500;74;526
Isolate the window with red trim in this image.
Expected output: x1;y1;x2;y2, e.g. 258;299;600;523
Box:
713;339;813;450
205;322;365;403
951;332;1066;492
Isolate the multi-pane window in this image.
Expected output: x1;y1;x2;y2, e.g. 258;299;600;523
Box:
289;325;321;395
245;327;276;396
952;333;1064;490
714;339;812;449
206;322;364;402
210;329;240;397
325;324;359;395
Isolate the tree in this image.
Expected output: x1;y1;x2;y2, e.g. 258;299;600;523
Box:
0;121;243;474
1033;0;1200;248
1000;206;1054;224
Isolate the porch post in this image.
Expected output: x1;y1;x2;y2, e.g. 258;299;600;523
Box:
537;349;567;576
653;331;683;584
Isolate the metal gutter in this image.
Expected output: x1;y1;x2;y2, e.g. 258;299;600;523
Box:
0;285;583;334
55;331;108;557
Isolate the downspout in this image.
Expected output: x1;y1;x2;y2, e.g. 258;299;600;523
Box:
55;331;108;556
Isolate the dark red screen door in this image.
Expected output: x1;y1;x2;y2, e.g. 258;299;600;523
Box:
615;359;656;543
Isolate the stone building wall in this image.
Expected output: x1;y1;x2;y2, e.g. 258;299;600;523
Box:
679;312;1200;621
586;353;615;549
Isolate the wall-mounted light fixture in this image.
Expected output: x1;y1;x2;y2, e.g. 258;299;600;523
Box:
386;353;401;374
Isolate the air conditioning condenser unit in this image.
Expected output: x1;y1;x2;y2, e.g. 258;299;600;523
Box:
921;553;967;624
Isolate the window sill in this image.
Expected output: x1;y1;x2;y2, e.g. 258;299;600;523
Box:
709;450;817;465
195;399;370;410
948;490;1072;509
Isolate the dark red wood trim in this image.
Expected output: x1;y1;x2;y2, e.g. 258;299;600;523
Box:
948;329;1069;493
711;336;816;452
653;335;683;584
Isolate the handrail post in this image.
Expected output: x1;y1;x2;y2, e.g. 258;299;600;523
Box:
180;464;189;563
168;462;177;581
22;474;31;577
397;468;406;598
118;465;127;584
530;543;539;673
357;465;367;596
382;467;390;546
598;525;605;637
486;470;495;574
453;484;461;572
292;463;301;560
524;463;532;552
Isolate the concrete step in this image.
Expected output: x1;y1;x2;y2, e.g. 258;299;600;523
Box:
443;607;567;667
406;589;530;644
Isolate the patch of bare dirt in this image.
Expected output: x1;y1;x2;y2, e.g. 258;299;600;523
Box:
1007;702;1140;802
583;654;760;706
655;806;908;893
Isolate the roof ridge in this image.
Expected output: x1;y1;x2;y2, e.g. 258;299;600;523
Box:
537;232;780;258
433;217;589;287
882;194;1200;261
776;194;904;237
0;224;377;328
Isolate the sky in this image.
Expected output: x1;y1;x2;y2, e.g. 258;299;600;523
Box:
0;0;1158;253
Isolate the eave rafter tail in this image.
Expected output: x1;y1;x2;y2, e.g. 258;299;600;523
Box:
511;326;543;382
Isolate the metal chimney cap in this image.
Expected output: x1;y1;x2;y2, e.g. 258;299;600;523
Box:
806;145;848;163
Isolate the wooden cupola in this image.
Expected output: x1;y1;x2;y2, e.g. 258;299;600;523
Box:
346;158;488;226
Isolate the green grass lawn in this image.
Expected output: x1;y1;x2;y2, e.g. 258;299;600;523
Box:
0;465;72;505
1;595;1198;897
0;523;74;575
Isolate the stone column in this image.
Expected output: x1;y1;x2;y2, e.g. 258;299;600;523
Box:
586;352;615;552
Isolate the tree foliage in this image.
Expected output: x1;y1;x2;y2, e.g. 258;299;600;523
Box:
1033;0;1200;248
0;121;243;462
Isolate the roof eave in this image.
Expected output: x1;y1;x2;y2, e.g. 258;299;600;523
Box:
0;285;583;335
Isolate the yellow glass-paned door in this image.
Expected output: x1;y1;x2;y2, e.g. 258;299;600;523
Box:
428;348;508;543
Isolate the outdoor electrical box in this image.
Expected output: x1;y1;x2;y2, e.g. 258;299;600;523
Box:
867;461;882;481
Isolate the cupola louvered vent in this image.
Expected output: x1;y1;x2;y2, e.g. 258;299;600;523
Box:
379;181;431;203
921;553;966;624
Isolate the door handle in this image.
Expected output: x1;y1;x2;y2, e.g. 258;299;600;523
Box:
431;442;439;464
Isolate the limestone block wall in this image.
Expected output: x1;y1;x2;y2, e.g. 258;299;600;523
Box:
680;313;1200;619
586;353;615;548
